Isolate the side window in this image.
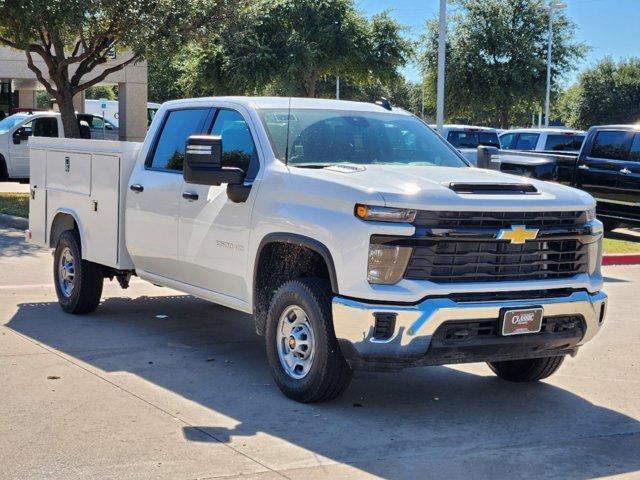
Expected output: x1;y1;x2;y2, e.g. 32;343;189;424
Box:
148;108;209;171
91;116;104;129
211;109;257;176
499;133;515;149
629;134;640;161
514;133;539;150
545;134;572;151
591;131;629;160
33;117;58;138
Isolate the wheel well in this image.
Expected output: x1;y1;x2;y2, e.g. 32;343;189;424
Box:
253;239;336;336
49;213;78;248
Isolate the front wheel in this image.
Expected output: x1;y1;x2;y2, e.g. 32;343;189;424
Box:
265;277;353;402
53;230;104;314
488;356;565;382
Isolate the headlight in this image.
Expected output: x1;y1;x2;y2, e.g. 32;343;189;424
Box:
585;207;596;222
368;244;412;284
355;204;417;223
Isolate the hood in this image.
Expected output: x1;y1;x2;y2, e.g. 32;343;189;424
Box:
299;164;595;212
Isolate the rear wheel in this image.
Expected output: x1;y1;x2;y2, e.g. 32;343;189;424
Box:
488;356;565;382
265;277;353;402
0;155;7;181
53;230;103;314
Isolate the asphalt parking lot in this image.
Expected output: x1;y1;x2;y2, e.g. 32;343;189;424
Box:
1;226;639;480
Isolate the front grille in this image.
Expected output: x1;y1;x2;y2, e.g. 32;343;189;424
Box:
414;210;585;229
436;315;584;343
405;239;588;283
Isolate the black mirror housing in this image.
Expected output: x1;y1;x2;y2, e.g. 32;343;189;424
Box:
183;135;244;186
12;131;21;144
476;145;500;170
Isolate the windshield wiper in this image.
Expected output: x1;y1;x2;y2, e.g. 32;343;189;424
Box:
291;162;338;169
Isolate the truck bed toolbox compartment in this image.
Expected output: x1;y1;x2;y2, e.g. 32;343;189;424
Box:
29;137;142;270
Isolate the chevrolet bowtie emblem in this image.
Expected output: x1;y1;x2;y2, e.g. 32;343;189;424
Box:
497;225;539;244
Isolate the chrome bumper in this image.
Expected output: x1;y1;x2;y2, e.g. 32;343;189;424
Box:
332;291;607;368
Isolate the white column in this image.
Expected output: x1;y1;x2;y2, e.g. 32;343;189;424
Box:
17;89;37;109
436;0;447;135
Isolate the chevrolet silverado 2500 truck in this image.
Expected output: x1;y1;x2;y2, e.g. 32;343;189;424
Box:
27;97;608;402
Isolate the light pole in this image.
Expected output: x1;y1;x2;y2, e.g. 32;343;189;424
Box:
436;0;446;135
542;1;566;127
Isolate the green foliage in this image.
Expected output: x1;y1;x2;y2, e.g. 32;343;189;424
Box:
559;57;640;129
419;0;586;127
175;0;413;98
0;0;240;136
85;85;118;100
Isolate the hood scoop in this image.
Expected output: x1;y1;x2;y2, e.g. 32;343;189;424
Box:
448;182;538;195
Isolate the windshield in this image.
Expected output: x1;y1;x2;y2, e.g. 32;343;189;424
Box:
447;130;500;149
258;108;468;168
0;115;28;134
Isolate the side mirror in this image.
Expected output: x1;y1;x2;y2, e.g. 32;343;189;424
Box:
476;146;500;170
12;131;21;144
183;135;244;186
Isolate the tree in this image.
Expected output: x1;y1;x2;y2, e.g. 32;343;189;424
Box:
559;57;640;129
0;0;238;137
178;0;413;98
419;0;586;128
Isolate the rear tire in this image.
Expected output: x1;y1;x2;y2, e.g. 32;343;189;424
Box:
265;277;353;402
53;230;104;314
0;155;7;181
488;356;565;382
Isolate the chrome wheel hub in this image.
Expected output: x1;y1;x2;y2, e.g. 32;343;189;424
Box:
58;247;75;297
277;305;315;379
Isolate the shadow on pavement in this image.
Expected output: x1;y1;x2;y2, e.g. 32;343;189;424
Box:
0;226;41;258
7;294;640;479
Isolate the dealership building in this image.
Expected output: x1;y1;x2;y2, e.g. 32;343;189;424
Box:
0;46;149;141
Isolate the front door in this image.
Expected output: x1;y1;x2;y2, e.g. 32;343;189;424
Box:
574;129;634;218
177;108;259;304
125;107;211;279
8;121;32;178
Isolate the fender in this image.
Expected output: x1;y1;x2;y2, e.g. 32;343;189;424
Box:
49;208;88;258
254;232;339;294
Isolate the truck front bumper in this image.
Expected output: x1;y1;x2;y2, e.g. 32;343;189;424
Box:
332;290;607;370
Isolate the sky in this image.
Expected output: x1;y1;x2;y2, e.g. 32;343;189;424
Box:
358;0;639;86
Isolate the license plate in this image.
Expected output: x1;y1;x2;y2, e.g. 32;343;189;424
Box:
501;307;543;336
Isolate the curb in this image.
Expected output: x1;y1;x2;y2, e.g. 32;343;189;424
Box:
0;213;28;230
602;253;640;266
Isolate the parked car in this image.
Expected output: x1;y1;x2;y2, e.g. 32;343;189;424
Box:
485;124;640;231
499;128;586;153
77;113;119;140
431;124;501;165
27;97;607;402
0;112;90;180
84;99;161;128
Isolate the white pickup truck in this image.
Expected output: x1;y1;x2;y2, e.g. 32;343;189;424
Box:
27;97;607;402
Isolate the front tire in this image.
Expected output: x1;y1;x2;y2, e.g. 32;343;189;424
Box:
53;230;104;314
265;277;353;402
488;356;565;382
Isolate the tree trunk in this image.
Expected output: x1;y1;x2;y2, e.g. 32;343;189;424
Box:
58;92;80;138
305;71;319;98
499;107;510;130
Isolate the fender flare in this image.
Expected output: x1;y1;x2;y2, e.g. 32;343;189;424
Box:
49;208;88;258
254;232;339;294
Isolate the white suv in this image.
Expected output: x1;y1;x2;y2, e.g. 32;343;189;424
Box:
499;128;586;153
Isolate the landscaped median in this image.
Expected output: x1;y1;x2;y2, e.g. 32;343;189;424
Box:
0;192;29;230
603;236;640;265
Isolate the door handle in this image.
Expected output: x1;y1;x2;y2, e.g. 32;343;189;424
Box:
577;164;589;170
182;192;199;201
130;184;144;193
620;167;632;175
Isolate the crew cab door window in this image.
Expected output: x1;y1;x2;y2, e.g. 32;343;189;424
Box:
32;117;58;137
590;131;630;160
626;133;640;161
499;133;516;149
148;108;210;171
210;109;259;179
545;134;585;151
514;133;539;150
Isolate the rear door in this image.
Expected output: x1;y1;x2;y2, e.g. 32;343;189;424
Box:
125;107;211;279
614;132;640;222
574;129;634;218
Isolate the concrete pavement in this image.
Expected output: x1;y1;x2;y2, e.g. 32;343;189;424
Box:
0;181;29;193
1;226;639;480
